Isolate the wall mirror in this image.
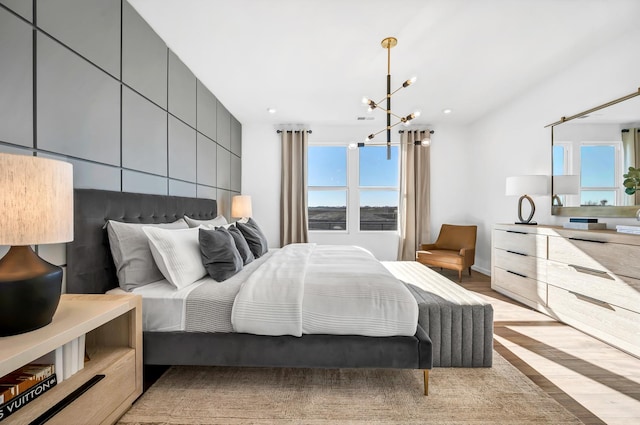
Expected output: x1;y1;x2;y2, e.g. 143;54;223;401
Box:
550;89;640;217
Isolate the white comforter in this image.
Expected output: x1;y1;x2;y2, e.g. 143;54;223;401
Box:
231;244;419;337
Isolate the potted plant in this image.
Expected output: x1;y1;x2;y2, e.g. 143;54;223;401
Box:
623;166;640;195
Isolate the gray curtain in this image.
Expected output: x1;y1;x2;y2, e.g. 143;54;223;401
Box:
397;130;431;260
280;130;309;245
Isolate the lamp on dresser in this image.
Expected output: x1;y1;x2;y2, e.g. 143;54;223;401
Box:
231;195;253;220
0;153;73;336
505;175;549;225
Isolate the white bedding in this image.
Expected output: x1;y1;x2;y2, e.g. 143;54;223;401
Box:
232;244;419;337
111;244;419;338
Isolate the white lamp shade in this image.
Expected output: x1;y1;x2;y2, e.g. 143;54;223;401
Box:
505;175;549;197
231;195;252;218
553;175;580;195
0;153;74;245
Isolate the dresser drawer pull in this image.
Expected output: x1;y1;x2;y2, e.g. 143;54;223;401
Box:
568;237;606;244
506;270;527;278
506;230;528;235
569;291;614;310
506;250;527;256
569;264;613;280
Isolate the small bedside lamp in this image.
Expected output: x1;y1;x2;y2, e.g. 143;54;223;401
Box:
505;175;549;225
231;195;252;220
0;153;73;336
552;175;580;206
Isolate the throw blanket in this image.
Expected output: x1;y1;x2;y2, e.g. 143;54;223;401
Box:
232;244;418;337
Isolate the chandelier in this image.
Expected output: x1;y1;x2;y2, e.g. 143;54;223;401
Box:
360;37;421;159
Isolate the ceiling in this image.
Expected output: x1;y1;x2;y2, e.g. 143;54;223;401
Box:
128;0;640;135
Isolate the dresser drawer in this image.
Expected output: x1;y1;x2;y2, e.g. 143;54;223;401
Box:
493;267;547;307
548;235;640;279
547;285;640;356
547;260;640;313
494;229;547;258
494;248;547;281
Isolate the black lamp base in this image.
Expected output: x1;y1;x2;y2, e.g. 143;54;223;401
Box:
0;246;62;337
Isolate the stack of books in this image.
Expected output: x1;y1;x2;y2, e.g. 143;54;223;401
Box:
563;218;607;230
616;225;640;235
0;364;57;421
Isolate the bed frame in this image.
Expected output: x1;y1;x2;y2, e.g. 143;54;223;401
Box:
66;189;433;394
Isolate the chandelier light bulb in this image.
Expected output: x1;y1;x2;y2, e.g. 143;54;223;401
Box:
442;108;452;114
414;110;422;117
362;96;370;104
348;142;358;150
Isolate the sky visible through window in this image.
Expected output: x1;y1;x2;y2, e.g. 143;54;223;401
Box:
554;143;619;206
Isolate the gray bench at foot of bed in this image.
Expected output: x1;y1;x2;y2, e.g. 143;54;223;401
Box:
383;261;494;367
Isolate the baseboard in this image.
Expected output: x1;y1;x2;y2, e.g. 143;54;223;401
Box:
471;265;491;276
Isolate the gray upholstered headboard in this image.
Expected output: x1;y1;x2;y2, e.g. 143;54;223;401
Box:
66;189;217;294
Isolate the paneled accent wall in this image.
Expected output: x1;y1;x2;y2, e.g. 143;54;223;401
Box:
0;0;242;286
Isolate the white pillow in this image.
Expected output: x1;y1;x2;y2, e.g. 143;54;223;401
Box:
106;218;188;291
142;226;206;289
184;215;228;228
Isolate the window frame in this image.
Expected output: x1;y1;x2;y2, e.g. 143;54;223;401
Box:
578;141;622;206
307;143;400;234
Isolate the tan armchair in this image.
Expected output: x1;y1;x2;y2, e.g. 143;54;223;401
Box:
416;224;477;282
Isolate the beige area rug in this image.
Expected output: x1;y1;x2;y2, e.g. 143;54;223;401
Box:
118;352;582;425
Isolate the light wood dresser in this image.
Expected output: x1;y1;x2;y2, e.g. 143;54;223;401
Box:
0;294;142;424
492;224;640;358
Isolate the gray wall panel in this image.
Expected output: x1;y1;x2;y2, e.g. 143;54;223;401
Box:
216;102;231;150
0;0;32;21
168;50;196;127
37;0;120;77
122;86;167;175
216;146;231;190
196;80;217;141
0;9;32;146
196;133;217;187
37;243;66;266
122;1;167;107
168;115;196;182
197;185;216;200
217;189;231;220
0;144;31;155
231;154;241;192
123;169;168;195
231;116;241;156
169;179;196;197
38;152;121;191
37;34;120;165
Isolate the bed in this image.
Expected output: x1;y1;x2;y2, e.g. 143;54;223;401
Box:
66;189;433;393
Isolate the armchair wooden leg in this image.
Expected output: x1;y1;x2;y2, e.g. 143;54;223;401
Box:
468;267;472;276
458;270;462;282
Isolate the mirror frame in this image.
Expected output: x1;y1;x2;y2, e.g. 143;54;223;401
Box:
549;88;640;218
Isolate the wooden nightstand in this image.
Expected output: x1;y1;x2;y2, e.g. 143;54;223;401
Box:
0;294;142;424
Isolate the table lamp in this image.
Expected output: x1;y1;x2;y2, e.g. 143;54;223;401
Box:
0;153;73;336
552;175;580;206
505;175;548;225
231;195;252;220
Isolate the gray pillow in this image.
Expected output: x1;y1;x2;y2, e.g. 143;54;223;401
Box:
184;215;228;228
227;225;255;265
106;219;188;291
199;227;243;282
235;218;268;258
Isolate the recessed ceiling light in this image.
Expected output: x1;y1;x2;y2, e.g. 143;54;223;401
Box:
442;108;452;114
267;108;277;114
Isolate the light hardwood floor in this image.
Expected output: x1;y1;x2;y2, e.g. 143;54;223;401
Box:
434;268;640;425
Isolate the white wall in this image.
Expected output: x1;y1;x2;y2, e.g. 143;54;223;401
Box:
243;26;640;270
464;26;640;273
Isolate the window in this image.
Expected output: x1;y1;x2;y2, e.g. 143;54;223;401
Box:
307;146;347;230
307;144;399;232
359;146;399;231
580;144;620;206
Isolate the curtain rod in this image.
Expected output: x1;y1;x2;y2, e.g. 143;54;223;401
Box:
276;130;312;134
